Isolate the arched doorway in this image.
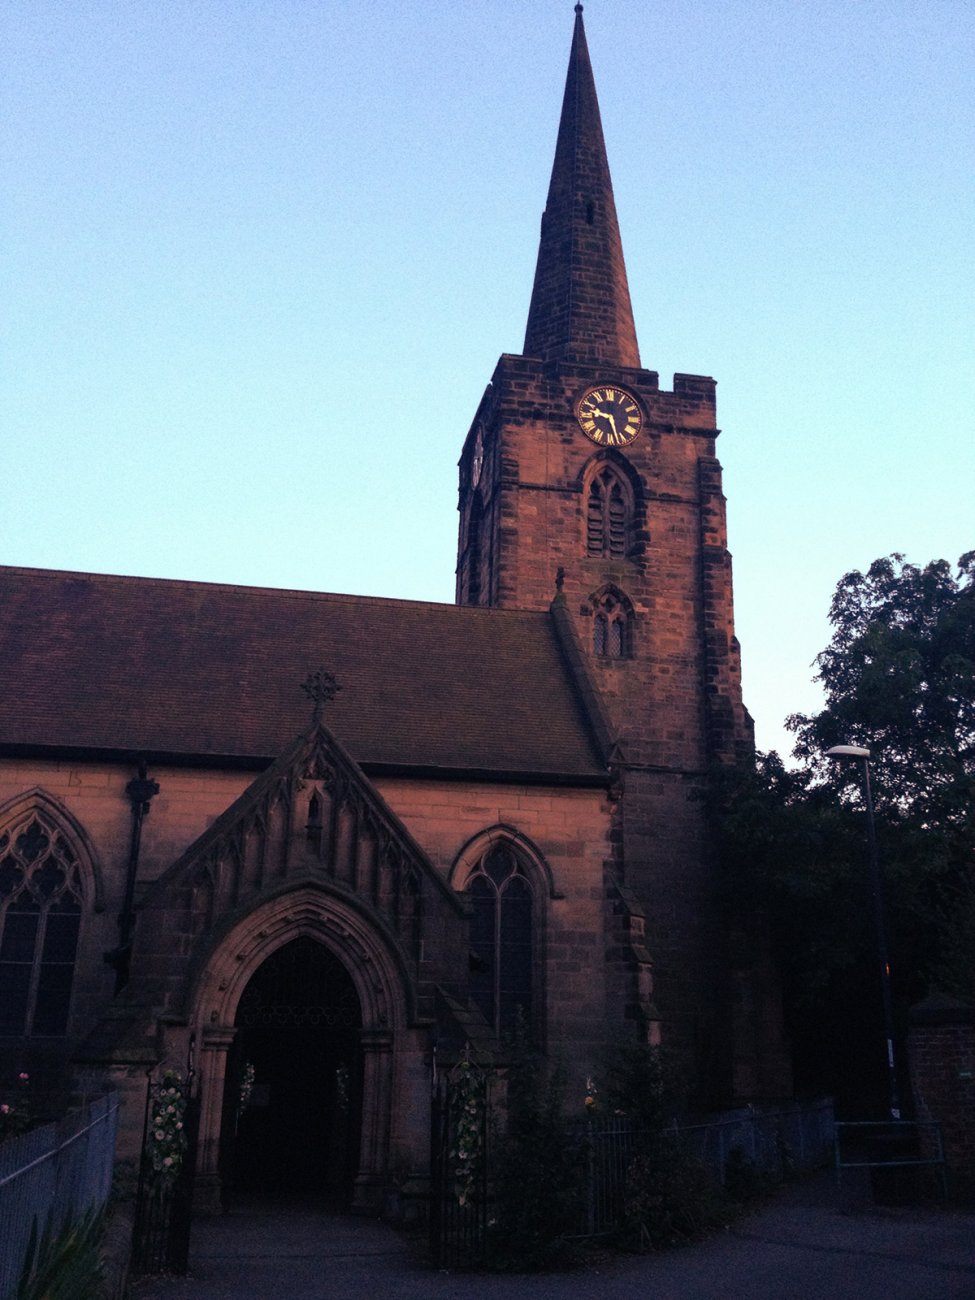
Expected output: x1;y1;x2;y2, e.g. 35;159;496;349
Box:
221;937;362;1204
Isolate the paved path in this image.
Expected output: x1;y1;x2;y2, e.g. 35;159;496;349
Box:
131;1179;975;1300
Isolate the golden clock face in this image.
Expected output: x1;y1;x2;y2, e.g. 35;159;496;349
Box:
576;385;643;447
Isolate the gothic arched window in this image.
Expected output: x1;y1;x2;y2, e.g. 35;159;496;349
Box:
0;807;85;1038
465;842;534;1038
586;464;632;557
591;587;634;659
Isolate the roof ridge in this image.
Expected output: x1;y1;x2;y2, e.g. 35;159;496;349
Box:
0;564;555;617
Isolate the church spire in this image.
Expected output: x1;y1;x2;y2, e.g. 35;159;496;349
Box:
523;4;640;369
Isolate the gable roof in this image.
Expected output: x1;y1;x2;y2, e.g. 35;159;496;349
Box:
0;566;609;782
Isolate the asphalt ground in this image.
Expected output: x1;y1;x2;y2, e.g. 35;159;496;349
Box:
130;1175;975;1300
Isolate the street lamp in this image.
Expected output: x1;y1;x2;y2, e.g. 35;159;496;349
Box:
826;745;901;1121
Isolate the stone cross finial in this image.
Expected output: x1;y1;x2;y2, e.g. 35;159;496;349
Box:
301;668;341;723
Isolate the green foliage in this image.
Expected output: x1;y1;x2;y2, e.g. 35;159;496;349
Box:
487;1038;586;1270
601;1040;686;1128
450;1051;486;1208
791;553;975;822
16;1207;105;1300
711;751;869;1003
789;553;975;1004
621;1139;729;1250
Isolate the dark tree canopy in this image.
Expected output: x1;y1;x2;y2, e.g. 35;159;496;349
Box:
790;552;975;835
714;554;975;1108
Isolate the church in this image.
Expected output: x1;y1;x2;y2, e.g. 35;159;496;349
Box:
0;6;789;1212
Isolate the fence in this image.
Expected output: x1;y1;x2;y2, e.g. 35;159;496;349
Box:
834;1120;947;1202
572;1099;834;1238
677;1098;835;1185
0;1092;119;1300
430;1088;834;1264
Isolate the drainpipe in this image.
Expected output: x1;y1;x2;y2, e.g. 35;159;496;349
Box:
104;759;160;994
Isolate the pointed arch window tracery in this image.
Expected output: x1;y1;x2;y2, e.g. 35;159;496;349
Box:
591;587;634;660
585;463;633;557
0;805;86;1038
464;842;535;1038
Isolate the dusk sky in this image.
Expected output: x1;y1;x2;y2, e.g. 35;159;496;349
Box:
4;0;973;758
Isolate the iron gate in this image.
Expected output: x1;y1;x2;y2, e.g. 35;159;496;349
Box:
131;1057;200;1276
429;1056;490;1268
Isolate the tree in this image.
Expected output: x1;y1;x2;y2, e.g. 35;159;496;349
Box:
789;553;975;1003
791;553;974;830
715;554;975;1109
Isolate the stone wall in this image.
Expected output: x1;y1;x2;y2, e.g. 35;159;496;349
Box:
376;776;632;1080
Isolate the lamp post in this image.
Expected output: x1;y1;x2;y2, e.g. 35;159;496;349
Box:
826;745;901;1120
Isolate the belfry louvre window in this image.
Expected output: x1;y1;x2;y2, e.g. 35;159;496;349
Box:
0;814;83;1037
586;465;629;556
467;843;533;1037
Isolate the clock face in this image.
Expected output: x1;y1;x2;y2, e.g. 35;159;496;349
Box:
471;428;484;487
576;385;643;447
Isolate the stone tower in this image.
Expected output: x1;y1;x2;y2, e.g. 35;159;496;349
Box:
456;6;776;1099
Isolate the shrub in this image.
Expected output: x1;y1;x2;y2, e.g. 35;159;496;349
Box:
602;1042;731;1250
487;1038;586;1270
622;1137;729;1249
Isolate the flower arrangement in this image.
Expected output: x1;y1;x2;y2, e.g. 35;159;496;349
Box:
451;1051;485;1207
145;1069;188;1195
238;1061;255;1116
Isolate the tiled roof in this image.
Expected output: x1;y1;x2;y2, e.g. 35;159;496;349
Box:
0;567;608;780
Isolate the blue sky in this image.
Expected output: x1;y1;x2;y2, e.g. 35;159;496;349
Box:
3;0;973;757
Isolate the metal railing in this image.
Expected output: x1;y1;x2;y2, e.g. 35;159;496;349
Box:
429;1093;835;1263
834;1120;947;1201
677;1098;835;1184
0;1092;119;1300
571;1098;834;1238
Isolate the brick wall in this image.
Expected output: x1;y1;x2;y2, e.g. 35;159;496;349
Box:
909;996;975;1189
